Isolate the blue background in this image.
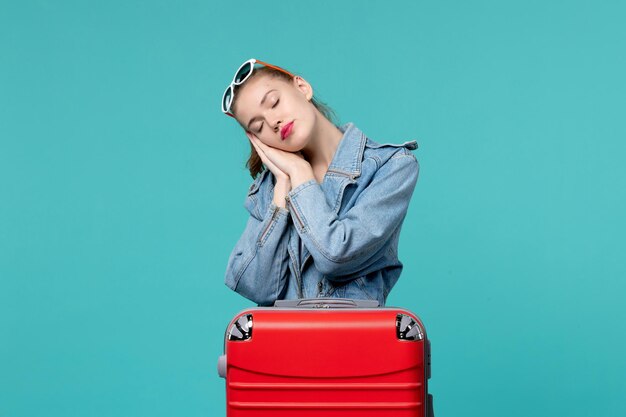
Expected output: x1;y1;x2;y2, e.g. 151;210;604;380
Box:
1;1;625;416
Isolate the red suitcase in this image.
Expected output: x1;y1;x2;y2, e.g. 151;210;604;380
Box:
218;298;434;417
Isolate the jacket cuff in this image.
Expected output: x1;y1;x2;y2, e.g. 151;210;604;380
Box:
289;178;317;197
273;202;290;216
258;202;290;246
285;179;319;233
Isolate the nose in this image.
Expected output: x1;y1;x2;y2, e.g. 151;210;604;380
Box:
271;119;282;133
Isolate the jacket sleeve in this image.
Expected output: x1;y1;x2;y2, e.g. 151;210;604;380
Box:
224;183;292;306
285;153;419;280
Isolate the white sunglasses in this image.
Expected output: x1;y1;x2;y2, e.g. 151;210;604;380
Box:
221;58;295;118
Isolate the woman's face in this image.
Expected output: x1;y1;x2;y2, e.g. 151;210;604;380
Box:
232;75;317;152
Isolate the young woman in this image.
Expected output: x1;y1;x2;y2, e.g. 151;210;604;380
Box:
221;58;419;307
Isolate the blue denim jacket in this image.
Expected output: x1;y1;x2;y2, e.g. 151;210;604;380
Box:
224;122;419;306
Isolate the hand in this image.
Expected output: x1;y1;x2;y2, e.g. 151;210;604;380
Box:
246;131;290;181
246;131;308;178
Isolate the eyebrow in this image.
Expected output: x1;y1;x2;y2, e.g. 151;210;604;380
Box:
247;89;277;130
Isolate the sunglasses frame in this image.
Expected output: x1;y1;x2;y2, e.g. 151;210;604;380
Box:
221;58;295;118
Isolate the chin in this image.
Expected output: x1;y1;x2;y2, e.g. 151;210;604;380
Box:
284;135;307;152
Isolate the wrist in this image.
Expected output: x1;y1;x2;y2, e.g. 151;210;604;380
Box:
273;178;291;208
273;196;287;209
289;165;315;189
275;174;290;185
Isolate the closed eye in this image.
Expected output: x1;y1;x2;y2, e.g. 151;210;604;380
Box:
256;99;280;133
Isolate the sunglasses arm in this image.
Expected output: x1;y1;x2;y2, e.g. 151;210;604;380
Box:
255;59;296;78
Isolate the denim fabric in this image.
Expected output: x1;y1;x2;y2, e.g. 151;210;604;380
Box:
224;122;419;306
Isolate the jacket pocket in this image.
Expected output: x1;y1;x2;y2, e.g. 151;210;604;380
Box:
245;169;271;219
247;168;269;196
331;277;377;301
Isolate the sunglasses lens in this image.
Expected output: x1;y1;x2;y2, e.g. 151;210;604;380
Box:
234;62;253;84
222;86;233;112
222;60;259;113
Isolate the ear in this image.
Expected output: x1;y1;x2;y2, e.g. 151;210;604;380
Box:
293;76;314;101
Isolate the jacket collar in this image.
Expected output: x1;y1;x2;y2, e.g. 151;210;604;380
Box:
327;122;367;178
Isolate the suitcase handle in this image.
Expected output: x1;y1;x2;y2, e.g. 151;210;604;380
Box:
273;297;379;308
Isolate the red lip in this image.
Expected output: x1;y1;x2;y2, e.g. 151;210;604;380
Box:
281;121;294;140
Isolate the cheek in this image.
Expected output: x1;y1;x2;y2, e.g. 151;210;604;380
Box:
259;137;276;147
260;135;285;150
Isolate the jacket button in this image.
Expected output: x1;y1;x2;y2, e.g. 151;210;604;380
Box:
318;281;323;293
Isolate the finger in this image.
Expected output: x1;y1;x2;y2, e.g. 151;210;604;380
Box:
249;138;267;162
250;137;276;161
246;132;263;149
244;132;287;173
250;135;269;151
246;131;264;150
251;139;282;165
248;136;282;173
246;132;263;153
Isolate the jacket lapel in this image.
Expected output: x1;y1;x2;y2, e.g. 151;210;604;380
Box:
295;122;367;271
321;122;366;214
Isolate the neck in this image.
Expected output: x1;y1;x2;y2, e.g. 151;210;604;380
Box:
301;113;344;171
